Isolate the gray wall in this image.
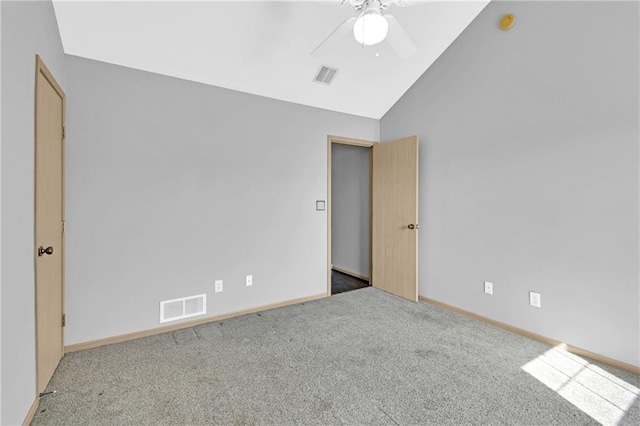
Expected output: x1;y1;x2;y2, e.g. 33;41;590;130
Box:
381;0;639;367
64;56;379;345
0;1;67;424
331;144;371;277
0;3;3;421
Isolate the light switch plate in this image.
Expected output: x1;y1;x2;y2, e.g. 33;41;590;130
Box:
484;281;493;295
215;280;223;293
316;200;325;211
246;275;253;287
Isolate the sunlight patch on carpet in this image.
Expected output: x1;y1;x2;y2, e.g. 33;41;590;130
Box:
521;346;638;426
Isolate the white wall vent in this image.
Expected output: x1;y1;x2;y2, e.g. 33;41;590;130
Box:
160;294;206;323
313;65;338;85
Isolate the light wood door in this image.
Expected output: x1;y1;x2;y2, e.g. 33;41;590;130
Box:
35;56;65;394
371;136;419;301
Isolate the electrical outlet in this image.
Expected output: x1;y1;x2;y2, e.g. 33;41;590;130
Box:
246;275;253;287
529;291;541;308
214;280;223;293
484;281;493;295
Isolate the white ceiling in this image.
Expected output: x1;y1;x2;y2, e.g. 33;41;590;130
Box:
52;0;490;119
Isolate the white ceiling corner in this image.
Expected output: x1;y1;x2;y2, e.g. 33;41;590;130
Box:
52;0;490;119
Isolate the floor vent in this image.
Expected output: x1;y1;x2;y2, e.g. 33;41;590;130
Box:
313;65;338;85
160;294;206;323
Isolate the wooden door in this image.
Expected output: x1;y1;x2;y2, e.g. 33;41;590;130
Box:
371;136;419;301
35;55;65;393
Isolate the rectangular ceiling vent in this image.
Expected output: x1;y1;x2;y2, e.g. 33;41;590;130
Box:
313;65;338;85
160;294;206;323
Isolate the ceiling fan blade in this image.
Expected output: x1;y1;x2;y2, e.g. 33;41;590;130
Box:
384;14;417;59
311;17;357;57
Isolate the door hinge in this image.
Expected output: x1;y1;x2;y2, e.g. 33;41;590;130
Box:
62;220;65;234
62;126;66;140
62;314;66;327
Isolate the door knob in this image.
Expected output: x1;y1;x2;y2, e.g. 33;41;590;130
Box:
38;246;53;256
408;224;415;230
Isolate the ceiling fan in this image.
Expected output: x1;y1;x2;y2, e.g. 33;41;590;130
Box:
311;0;417;59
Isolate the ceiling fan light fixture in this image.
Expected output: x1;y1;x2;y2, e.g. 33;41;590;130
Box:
353;11;389;46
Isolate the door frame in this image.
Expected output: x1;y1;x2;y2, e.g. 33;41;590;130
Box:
34;54;66;393
326;135;377;296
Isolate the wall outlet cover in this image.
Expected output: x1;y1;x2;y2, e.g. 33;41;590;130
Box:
215;280;223;293
246;275;253;286
529;291;541;308
484;281;493;295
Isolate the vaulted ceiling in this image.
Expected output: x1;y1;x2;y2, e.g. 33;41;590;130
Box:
52;0;489;118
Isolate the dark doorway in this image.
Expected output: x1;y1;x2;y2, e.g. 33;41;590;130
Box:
331;269;369;295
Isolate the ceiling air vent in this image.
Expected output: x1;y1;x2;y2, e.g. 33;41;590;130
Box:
313;65;338;85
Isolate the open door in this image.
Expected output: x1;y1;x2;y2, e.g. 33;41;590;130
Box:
371;136;418;301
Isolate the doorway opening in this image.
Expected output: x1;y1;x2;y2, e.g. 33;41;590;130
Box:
327;134;419;301
327;136;376;295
